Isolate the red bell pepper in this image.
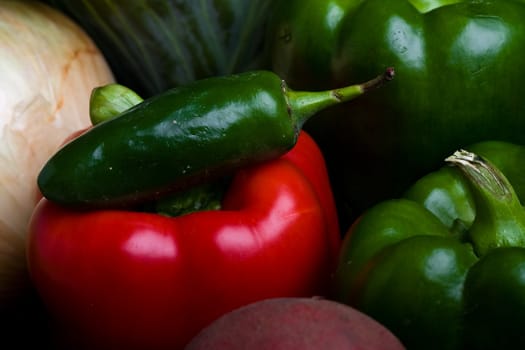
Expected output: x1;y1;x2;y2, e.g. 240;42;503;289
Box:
27;131;340;350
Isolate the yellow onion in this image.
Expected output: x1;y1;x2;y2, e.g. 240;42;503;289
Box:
0;1;114;303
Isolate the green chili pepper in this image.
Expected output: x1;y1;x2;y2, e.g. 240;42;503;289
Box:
88;83;229;217
38;69;393;208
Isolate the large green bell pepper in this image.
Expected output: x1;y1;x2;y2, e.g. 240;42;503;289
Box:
334;141;525;349
268;0;525;225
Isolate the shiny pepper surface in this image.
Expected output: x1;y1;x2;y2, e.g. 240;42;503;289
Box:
28;132;340;350
335;141;525;350
268;0;525;224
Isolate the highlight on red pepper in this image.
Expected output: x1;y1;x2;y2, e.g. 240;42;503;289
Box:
27;130;340;350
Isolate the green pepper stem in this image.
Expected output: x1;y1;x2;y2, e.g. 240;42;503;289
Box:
90;83;144;125
446;150;525;256
285;67;395;129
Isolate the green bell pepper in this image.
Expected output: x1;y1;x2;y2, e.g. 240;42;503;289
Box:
334;141;525;350
267;0;525;225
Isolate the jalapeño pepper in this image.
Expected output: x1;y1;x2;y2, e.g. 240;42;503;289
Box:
37;69;393;209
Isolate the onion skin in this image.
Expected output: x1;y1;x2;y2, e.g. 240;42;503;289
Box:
0;1;114;306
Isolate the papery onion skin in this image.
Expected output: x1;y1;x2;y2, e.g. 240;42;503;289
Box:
0;1;114;305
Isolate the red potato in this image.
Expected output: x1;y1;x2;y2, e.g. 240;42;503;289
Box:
185;297;405;350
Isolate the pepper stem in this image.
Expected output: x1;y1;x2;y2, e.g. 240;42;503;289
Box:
90;83;144;125
285;67;395;129
446;150;525;256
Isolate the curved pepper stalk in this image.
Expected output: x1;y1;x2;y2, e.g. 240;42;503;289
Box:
446;149;525;256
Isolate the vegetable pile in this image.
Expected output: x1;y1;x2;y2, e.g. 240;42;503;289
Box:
29;130;342;349
28;43;391;348
4;0;525;349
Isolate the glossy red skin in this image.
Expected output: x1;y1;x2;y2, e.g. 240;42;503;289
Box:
27;132;340;350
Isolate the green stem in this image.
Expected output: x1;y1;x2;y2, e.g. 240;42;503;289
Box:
445;150;525;256
152;179;227;217
286;67;395;129
89;83;144;125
